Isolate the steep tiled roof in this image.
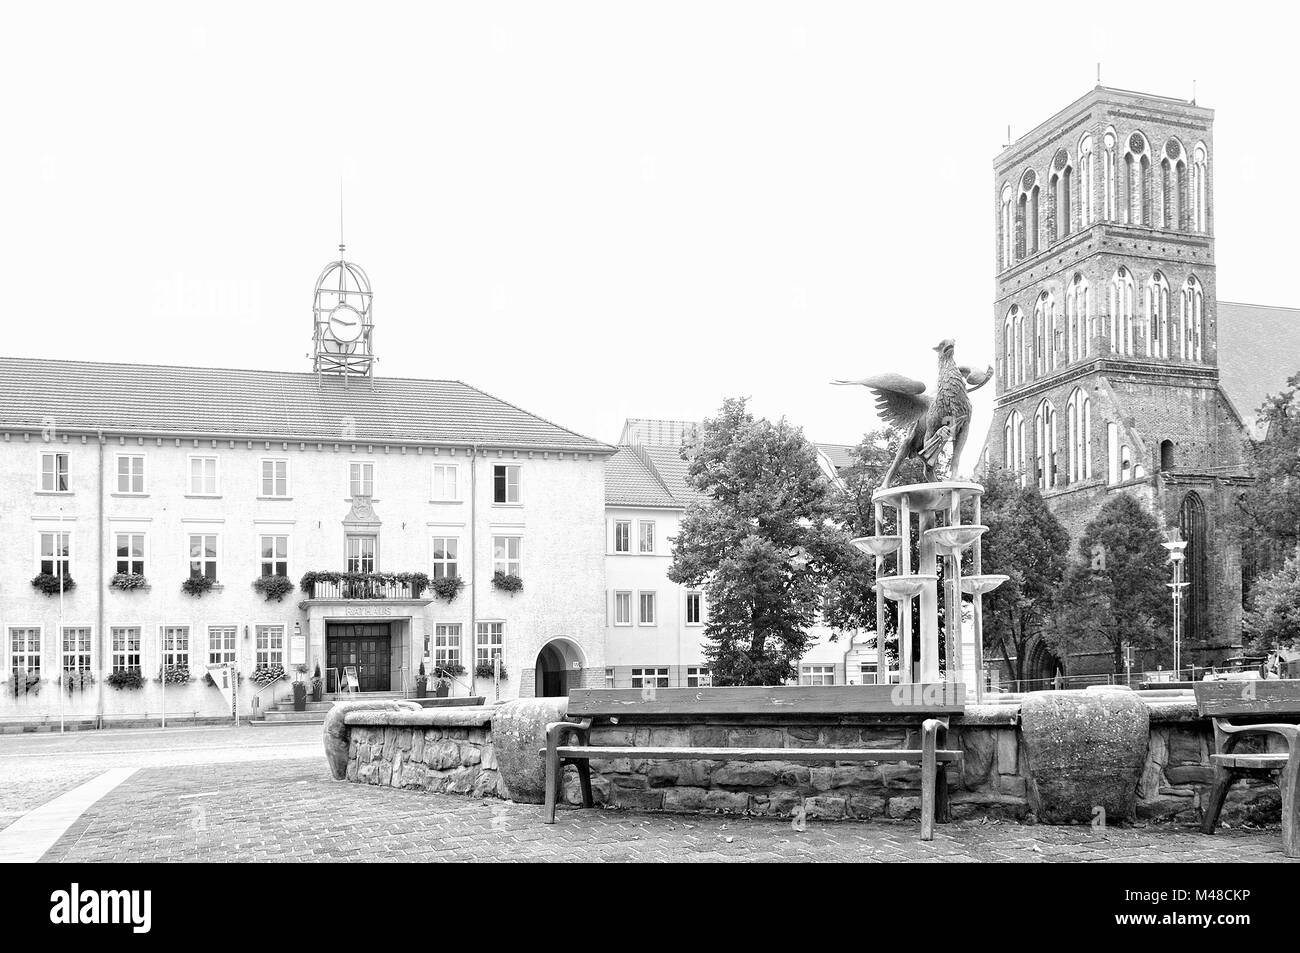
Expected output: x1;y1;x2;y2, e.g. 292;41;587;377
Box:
815;443;856;472
0;356;611;452
1216;301;1300;435
605;447;679;507
619;418;698;448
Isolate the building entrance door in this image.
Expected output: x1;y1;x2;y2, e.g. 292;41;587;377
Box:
326;623;392;692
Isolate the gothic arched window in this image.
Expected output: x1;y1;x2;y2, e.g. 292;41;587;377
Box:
1181;275;1204;361
1004;305;1025;387
1103;128;1118;221
1148;271;1170;358
1034;292;1056;376
1162;139;1186;230
1034;399;1057;490
1125;132;1151;225
1110;266;1136;356
1000;184;1013;269
1179;492;1208;642
1191;143;1209;232
1050;149;1072;241
1078;134;1095;227
1066;387;1092;483
1066;274;1089;363
1004;410;1026;485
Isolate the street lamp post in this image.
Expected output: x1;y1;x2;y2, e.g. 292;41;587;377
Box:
1162;536;1188;680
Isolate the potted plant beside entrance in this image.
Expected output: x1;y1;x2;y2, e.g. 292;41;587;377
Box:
291;664;309;711
415;662;429;699
434;663;465;697
310;663;323;702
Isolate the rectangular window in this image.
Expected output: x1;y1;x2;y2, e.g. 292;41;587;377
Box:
604;667;616;689
40;452;70;492
857;662;879;686
260;534;289;577
163;626;190;670
260;458;289;497
115;532;145;576
800;664;836;686
431;464;459;501
638;591;657;626
431;537;459;579
10;627;41;677
631;667;669;689
613;591;632;626
349;461;374;498
346;535;376;572
687;666;712;688
475;622;504;666
638;520;655;554
61;627;91;673
493;465;520;504
434;623;462;669
188;534;219;580
685;591;703;625
116;454;145;494
189;456;219;495
255;625;285;668
492;535;521;577
613;520;631;553
39;531;71;577
111;627;141;673
207;625;237;665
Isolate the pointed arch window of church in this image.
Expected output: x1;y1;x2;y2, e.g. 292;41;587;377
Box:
1110;267;1135;356
1004;306;1025;387
1078;135;1094;227
1034;400;1057;490
1050;151;1072;241
1125;132;1151;226
1067;274;1090;363
1103;129;1118;221
1191;143;1209;232
1179;492;1208;641
1066;388;1092;483
1004;410;1026;486
1147;271;1170;358
1161;139;1187;230
1000;184;1013;269
1181;275;1204;361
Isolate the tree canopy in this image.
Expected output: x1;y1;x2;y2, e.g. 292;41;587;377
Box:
1244;546;1300;653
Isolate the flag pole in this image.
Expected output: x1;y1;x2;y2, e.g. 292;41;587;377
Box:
59;505;65;734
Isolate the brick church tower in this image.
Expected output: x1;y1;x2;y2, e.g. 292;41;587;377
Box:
986;86;1251;678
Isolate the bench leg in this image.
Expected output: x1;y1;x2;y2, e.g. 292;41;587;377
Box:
544;741;560;824
1281;752;1299;859
920;719;939;841
576;759;594;808
1200;765;1234;835
936;764;950;824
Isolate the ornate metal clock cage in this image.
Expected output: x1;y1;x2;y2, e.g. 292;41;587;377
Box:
312;245;375;383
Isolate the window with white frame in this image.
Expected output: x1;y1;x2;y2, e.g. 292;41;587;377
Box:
188;533;219;580
40;452;70;492
431;464;458;501
638;520;655;554
111;627;141;673
115;532;145;576
475;622;504;666
1066;274;1090;363
260;458;289;498
116;454;145;494
686;591;703;625
1066;388;1092;483
39;530;72;578
189;456;219;495
613;520;630;553
686;666;712;687
492;535;521;577
1034;400;1057;491
255;625;284;667
62;627;91;674
434;623;462;669
800;664;835;686
431;537;458;579
346;535;376;572
613;591;632;626
208;625;237;665
1148;272;1170;358
349;461;374;498
260;534;288;577
492;465;520;504
638;591;657;626
857;662;879;685
1191;143;1208;232
631;667;669;688
1181;275;1204;362
604;667;616;688
10;627;41;677
163;626;189;670
1110;266;1136;356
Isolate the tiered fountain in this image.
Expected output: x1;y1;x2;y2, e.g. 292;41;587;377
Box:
852;481;1007;702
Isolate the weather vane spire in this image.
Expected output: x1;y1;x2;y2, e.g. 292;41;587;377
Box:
339;177;345;257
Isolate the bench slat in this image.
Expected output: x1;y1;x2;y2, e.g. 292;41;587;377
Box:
554;746;961;763
1210;753;1290;770
567;684;965;717
1194;679;1300;717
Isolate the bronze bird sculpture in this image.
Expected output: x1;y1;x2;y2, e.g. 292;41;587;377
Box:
833;339;993;489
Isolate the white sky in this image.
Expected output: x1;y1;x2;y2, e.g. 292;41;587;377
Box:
2;2;1296;450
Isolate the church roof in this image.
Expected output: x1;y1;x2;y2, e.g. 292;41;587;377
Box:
1216;301;1300;435
0;355;612;452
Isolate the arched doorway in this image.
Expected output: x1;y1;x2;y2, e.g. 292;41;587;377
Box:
534;639;586;698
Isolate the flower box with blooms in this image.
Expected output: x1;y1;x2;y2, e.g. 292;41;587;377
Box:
491;572;523;594
251;663;286;686
159;665;191;686
474;661;508;680
433;662;467;680
109;573;149;592
106;669;144;690
430;575;465;602
252;574;295;602
10;672;40;697
61;671;95;693
182;575;215;597
32;573;75;596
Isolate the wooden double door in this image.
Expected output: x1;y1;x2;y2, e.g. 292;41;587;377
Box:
327;623;392;692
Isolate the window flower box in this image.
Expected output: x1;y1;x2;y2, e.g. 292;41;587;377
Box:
430;575;465;602
10;673;40;697
252;574;294;602
491;572;523;594
106;668;144;690
474;661;508;681
159;665;191;686
252;663;286;686
32;573;75;596
182;575;215;598
60;671;95;694
109;572;149;592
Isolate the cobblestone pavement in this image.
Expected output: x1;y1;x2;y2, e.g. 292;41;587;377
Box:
36;756;1297;863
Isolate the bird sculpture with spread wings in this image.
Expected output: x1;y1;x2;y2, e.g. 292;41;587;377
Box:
833;339;993;489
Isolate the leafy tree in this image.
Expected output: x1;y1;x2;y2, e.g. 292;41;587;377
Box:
1244;546;1300;652
1238;371;1300;579
1045;493;1172;673
668;398;855;685
978;468;1070;687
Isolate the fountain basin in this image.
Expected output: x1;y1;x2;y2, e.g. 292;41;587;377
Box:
875;574;938;600
851;535;903;557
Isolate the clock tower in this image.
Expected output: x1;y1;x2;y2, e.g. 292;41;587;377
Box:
312;243;375;381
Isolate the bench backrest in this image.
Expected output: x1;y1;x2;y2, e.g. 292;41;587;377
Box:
1194;679;1300;718
567;683;964;718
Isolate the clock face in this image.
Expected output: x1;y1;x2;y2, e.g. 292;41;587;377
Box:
328;304;363;343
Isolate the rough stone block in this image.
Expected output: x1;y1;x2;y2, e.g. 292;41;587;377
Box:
396;729;413;751
804;795;847;819
996;729;1018;775
446;765;481;795
785;726;822;748
713;762;779;787
480;744;497;771
410;731;426;764
612;787;664;812
589;727;634;746
858;732;907;749
662;787;710;812
728;728;785;749
752;790;804;816
424;738;460;770
818;727;862;748
1167;729;1203;766
886;796;921;819
1137;760;1165;800
460;743;482;766
999;774;1027;798
774;764;811;789
642;727;693;747
1165;765;1214;786
960;729;997;788
880;763;922;790
848;794;887;818
704;790;751;813
1147;728;1169;766
690;726;729;747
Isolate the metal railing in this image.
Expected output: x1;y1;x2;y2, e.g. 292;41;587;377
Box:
303;574;425;600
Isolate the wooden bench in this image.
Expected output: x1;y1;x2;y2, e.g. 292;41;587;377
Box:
543;684;965;840
1194;679;1300;858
